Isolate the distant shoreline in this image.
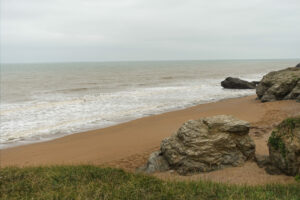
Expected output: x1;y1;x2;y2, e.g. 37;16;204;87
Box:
1;58;299;65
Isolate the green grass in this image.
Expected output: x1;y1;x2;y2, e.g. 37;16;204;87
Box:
268;131;286;158
1;165;299;200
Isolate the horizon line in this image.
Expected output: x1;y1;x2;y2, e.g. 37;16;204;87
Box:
1;58;299;64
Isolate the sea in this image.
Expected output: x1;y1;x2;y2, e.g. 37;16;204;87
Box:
1;59;299;149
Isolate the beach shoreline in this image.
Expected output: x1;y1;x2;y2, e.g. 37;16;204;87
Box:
1;95;300;185
2;60;296;149
0;94;255;150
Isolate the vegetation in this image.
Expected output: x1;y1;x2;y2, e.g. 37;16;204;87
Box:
280;117;300;135
295;175;300;182
1;165;300;200
268;131;286;158
268;117;300;158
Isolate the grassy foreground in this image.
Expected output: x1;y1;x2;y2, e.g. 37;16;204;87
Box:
0;165;299;200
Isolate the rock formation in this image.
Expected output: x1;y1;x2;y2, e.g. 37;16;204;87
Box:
256;67;300;102
296;63;300;68
140;151;170;173
221;77;256;89
266;117;300;176
141;115;255;175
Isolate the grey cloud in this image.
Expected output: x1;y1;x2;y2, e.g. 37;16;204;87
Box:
1;0;300;62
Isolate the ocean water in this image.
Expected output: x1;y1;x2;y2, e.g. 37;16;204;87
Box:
0;60;299;149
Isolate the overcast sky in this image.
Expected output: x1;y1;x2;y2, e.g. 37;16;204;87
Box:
1;0;300;63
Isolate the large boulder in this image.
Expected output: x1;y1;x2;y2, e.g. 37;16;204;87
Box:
141;115;255;175
267;117;300;176
256;67;300;102
221;77;256;89
296;63;300;68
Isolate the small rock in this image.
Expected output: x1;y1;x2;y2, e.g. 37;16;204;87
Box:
221;77;256;89
138;151;169;173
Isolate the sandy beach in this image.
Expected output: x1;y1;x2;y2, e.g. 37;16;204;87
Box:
1;95;300;185
2;1;300;198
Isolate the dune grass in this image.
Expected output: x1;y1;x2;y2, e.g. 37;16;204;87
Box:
0;165;299;200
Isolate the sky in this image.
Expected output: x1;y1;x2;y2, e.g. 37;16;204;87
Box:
1;0;300;63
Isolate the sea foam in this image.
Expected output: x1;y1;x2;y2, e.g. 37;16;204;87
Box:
0;60;297;148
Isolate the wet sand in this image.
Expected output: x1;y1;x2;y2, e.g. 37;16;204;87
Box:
1;95;300;185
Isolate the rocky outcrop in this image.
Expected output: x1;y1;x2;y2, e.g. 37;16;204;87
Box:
141;115;255;175
221;77;256;89
267;117;300;176
296;63;300;68
256;67;300;102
